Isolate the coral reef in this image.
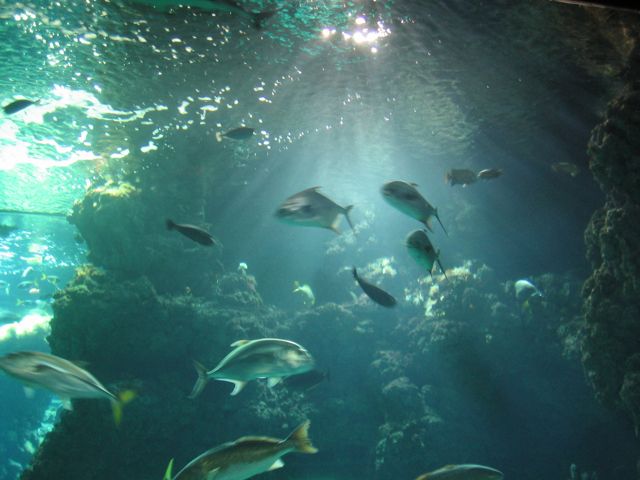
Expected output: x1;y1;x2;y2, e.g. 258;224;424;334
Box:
582;41;640;432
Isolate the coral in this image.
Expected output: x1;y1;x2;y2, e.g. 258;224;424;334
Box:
581;42;640;431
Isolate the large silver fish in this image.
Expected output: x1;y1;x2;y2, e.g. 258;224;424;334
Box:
275;187;354;235
381;181;447;235
406;230;447;279
0;351;134;424
415;464;503;480
163;421;317;480
189;338;315;398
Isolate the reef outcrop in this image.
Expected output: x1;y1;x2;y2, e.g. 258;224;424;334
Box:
582;42;640;431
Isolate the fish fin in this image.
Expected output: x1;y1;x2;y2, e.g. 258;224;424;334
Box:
423;217;434;232
268;459;284;471
437;258;448;280
23;387;35;398
61;397;73;410
251;8;277;29
215;132;223;142
206;468;220;480
111;389;136;426
230;380;248;396
267;377;282;388
163;459;174;480
286;420;318;454
343;205;355;233
230;340;250;347
166;219;175;231
435;209;448;236
301;186;321;193
188;360;210;399
329;215;342;235
410;182;419;187
352;267;358;280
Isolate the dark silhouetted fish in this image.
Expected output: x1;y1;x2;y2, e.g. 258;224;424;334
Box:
445;169;477;187
3;99;39;115
352;267;396;308
406;230;447;279
282;369;329;391
166;219;215;246
381;181;447;235
216;126;255;142
275;187;354;235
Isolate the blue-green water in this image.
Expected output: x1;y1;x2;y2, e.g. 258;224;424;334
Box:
0;1;638;479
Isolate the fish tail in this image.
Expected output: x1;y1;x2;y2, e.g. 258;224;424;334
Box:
188;360;210;399
434;209;448;237
163;458;174;480
251;8;277;29
215;131;223;142
352;267;358;280
111;389;137;426
343;205;355;233
436;258;448;281
166;219;175;231
286;420;318;454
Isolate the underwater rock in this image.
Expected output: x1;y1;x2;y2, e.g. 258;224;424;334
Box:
582;41;640;431
68;181;222;296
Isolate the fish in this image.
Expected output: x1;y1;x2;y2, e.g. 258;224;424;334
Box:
381;181;447;235
0;280;9;295
477;168;503;180
514;279;543;299
352;267;396;308
0;351;135;424
163;420;317;480
275;187;354;235
282;369;329;391
2;99;39;115
415;464;503;480
292;281;315;305
445;169;477;187
166;219;215;246
406;230;447;279
0;308;21;324
189;338;315;398
551;162;580;177
550;1;640;13
17;281;36;290
215;126;255;142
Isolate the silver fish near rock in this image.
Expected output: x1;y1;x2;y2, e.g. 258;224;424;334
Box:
163;421;317;480
352;267;396;308
275;187;354;235
0;351;135;424
406;230;447;279
416;464;503;480
381;181;447;235
514;279;543;299
189;338;315;397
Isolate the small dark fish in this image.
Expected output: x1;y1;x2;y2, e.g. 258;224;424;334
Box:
166;219;215;246
551;162;580;177
352;267;396;308
445;169;477;187
215;126;255;142
3;99;39;115
282;369;329;391
0;224;18;237
477;168;503;180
